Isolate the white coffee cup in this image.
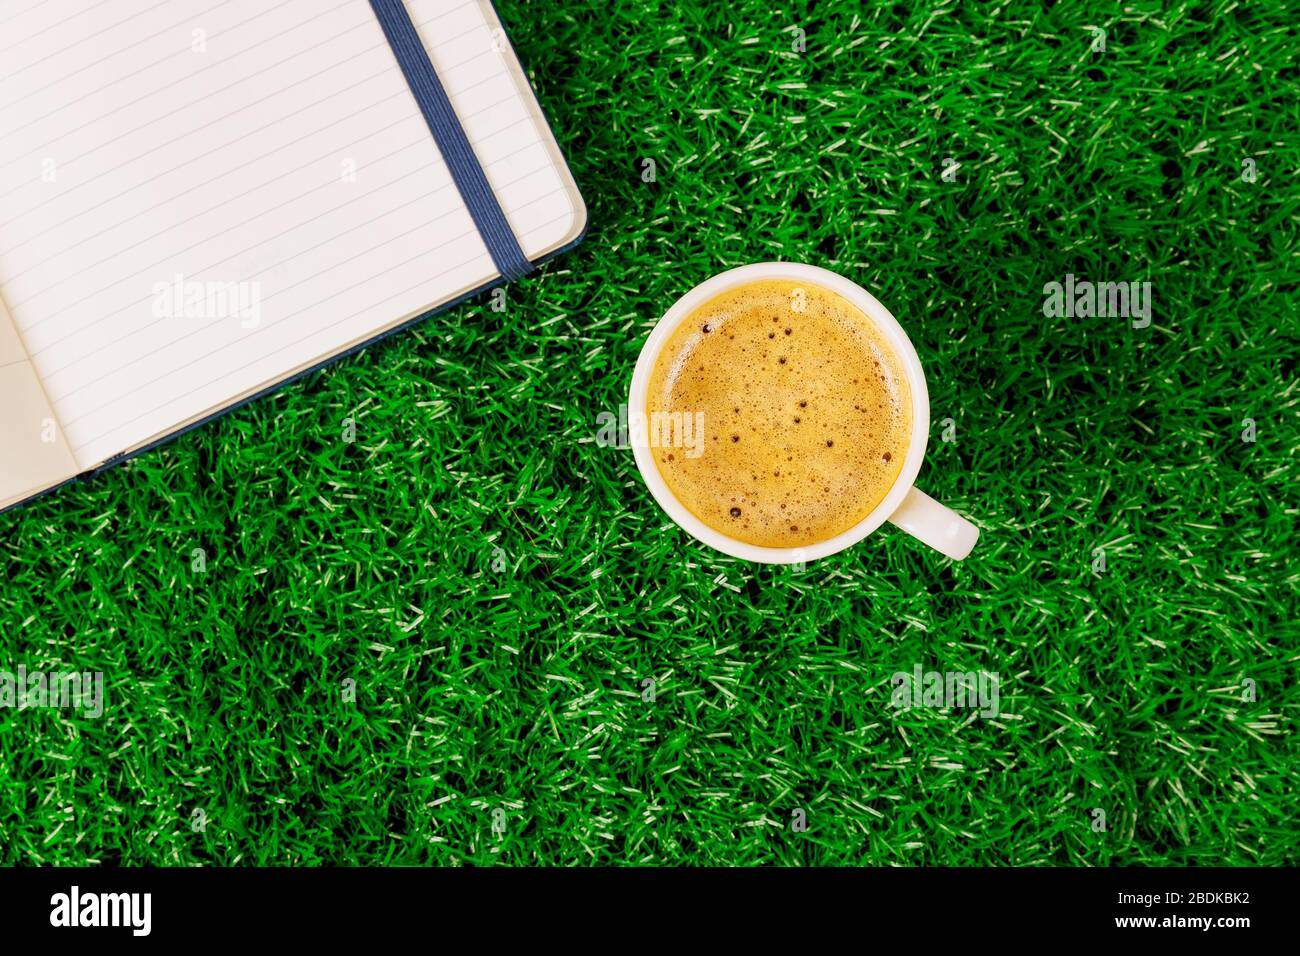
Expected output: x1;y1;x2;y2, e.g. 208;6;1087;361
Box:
628;262;979;564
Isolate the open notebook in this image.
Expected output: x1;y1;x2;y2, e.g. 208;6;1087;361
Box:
0;0;585;512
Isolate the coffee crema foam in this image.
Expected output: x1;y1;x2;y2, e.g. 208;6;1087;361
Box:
647;279;912;548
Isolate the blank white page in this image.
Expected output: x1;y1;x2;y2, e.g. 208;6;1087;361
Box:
0;292;78;507
0;0;583;469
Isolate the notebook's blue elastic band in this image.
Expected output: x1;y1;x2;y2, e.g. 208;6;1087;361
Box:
368;0;533;281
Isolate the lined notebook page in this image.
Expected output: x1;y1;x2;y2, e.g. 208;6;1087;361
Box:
0;0;582;469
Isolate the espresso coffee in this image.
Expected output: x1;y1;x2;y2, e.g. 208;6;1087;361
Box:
646;279;911;548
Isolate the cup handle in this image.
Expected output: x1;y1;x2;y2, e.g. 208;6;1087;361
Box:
887;487;979;560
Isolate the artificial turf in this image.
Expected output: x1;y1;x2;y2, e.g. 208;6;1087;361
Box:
1;0;1297;866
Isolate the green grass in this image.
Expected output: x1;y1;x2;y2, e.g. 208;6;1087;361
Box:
2;0;1297;866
